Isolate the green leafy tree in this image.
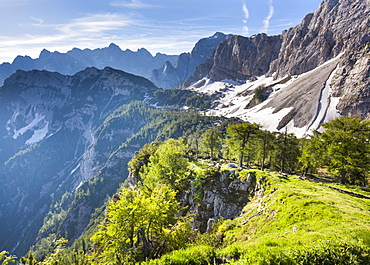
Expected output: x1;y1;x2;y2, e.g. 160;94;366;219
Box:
90;184;191;264
0;251;16;265
39;239;69;265
141;139;190;191
226;122;261;167
128;141;163;179
199;127;222;160
320;116;370;185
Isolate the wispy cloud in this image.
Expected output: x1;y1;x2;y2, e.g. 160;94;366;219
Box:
263;0;274;33
242;1;249;35
29;16;44;26
110;0;152;8
57;13;135;35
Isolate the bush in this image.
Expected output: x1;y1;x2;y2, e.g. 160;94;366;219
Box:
147;245;215;265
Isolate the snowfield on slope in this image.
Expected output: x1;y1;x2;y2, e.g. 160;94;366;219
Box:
186;55;343;138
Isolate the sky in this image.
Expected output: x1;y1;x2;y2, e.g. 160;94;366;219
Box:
0;0;323;64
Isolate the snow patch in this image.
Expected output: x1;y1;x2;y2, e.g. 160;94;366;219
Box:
25;121;49;145
322;97;341;124
243;106;293;133
12;113;47;139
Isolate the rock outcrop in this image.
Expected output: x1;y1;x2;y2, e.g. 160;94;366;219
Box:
184;169;257;231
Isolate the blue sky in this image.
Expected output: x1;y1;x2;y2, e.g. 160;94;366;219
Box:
0;0;323;63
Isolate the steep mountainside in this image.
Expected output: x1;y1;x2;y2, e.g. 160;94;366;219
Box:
0;67;225;256
150;32;232;89
182;0;370;135
0;67;157;254
0;44;178;86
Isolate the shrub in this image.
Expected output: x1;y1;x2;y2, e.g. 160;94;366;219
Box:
147;245;215;265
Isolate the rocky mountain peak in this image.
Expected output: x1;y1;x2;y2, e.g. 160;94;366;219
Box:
268;0;369;79
150;32;232;89
108;43;121;51
181;0;369;136
39;49;52;60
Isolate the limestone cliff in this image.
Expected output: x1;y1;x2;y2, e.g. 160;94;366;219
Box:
180;34;282;88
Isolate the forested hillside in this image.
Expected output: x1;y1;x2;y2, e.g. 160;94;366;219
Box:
2;116;369;264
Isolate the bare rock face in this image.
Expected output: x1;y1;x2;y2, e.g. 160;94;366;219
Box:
150;61;180;89
184;169;257;232
180;34;282;87
268;0;370;79
331;43;370;119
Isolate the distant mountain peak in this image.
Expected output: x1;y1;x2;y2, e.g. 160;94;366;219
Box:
108;43;122;51
39;48;51;59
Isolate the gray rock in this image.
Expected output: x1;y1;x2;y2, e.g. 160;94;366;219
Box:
180;33;282;87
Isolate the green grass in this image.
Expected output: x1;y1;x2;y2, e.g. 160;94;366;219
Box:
148;169;370;264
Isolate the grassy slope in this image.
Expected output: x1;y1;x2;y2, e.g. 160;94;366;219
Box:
150;169;370;264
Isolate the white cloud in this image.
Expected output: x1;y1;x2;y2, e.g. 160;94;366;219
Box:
242;2;249;20
110;0;152;8
57;13;135;36
263;0;274;33
242;1;249;35
0;13;139;62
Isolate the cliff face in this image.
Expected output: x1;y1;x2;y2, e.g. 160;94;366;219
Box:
180;34;282;88
331;43;370;119
268;0;370;79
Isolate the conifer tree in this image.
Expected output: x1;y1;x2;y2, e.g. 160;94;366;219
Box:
200;127;222;160
226;122;261;167
320;116;370;185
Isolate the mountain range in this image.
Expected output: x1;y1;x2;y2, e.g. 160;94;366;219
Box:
0;32;230;90
0;0;369;257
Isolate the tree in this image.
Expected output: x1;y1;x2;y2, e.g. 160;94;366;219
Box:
226;122;261;167
141;139;190;191
298;131;325;176
0;251;16;265
199;127;221;160
128;141;163;179
319;116;370;185
272;130;300;173
255;130;276;170
90;184;191;264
